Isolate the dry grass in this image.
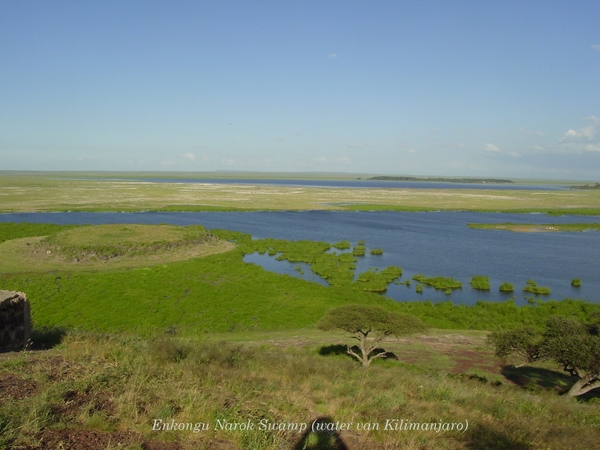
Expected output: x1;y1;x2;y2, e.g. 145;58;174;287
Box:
2;173;600;212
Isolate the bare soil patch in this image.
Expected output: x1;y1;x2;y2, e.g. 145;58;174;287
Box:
0;372;37;400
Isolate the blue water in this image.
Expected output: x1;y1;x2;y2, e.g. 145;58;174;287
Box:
1;211;598;305
73;177;569;191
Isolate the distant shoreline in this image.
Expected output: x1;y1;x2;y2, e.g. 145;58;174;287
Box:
368;176;514;184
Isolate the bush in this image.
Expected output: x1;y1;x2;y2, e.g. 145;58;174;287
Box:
499;282;514;292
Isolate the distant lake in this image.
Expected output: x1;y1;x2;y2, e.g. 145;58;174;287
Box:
1;211;598;305
77;177;569;191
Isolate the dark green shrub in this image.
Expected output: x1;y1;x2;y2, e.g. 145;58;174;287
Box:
572;278;582;287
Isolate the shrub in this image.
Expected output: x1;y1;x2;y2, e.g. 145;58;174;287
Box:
499;282;514;292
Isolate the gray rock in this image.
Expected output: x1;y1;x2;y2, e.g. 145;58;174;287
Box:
0;290;31;352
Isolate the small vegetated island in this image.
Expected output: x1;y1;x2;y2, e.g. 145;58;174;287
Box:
368;176;514;183
468;223;600;233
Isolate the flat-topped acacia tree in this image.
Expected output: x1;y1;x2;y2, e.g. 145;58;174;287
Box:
318;304;429;367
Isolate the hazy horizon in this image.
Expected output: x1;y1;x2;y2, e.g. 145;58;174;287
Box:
1;1;599;180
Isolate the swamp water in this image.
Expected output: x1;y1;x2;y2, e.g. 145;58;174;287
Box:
1;211;599;305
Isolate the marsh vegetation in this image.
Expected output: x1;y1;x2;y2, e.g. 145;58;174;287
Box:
522;279;552;296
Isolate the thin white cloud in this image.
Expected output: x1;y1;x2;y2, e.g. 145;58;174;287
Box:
483;143;500;153
507;151;521;158
408;148;419;154
347;142;364;149
327;53;338;58
528;144;547;152
314;156;351;165
519;128;545;136
194;145;210;149
182;152;196;161
162;159;174;166
592;44;600;51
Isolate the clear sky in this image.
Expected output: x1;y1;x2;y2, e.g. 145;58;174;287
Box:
1;1;599;180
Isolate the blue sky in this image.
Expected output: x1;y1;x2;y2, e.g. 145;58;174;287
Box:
1;1;599;180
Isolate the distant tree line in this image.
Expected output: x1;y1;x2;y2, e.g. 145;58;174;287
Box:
570;183;600;190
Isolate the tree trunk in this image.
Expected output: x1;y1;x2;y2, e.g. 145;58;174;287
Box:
566;374;600;397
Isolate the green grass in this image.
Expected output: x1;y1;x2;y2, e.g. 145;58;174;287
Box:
43;224;212;260
352;245;366;257
499;281;515;292
393;298;600;330
470;275;491;290
523;279;551;296
572;278;582;287
412;274;463;290
0;222;80;244
369;248;383;255
355;266;402;292
2;223;600;335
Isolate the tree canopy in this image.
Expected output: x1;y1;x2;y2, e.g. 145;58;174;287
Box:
489;316;600;397
318;304;428;367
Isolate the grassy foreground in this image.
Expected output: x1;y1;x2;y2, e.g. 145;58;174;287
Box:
2;330;600;450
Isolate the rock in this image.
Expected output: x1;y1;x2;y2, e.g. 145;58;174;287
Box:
0;290;31;352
